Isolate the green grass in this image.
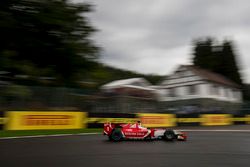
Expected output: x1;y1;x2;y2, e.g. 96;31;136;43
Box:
0;128;103;138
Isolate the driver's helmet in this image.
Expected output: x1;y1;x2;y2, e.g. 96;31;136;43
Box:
137;120;141;125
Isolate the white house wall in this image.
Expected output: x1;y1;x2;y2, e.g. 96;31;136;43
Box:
205;83;242;103
159;67;242;103
159;84;242;103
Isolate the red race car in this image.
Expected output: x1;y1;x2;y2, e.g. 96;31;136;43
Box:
103;122;187;141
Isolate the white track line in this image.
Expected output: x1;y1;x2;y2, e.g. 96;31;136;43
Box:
0;132;101;140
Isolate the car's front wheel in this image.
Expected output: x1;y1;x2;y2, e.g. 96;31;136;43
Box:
163;130;175;141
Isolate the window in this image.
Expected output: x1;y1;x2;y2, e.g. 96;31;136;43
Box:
168;88;176;97
224;88;230;97
210;84;218;95
188;85;197;95
233;90;238;99
175;71;182;78
227;89;233;98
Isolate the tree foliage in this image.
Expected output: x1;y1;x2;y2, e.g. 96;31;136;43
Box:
0;0;99;85
192;38;242;85
85;62;164;87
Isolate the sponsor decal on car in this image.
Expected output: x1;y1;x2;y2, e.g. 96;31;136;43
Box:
124;132;145;136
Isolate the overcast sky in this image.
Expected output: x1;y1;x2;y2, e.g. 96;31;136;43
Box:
76;0;250;83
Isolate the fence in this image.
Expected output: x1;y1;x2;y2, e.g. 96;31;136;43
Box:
1;85;250;114
0;86;95;111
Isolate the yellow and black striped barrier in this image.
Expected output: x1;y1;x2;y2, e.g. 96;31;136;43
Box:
4;111;86;130
200;114;232;126
1;111;250;130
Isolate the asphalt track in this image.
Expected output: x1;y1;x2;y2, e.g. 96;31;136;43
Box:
1;126;250;167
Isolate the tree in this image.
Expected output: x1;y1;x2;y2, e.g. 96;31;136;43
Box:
219;40;242;85
192;38;242;85
192;38;214;70
0;0;99;85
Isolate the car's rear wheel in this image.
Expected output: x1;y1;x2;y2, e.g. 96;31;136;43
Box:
163;130;175;141
110;129;123;141
144;134;152;141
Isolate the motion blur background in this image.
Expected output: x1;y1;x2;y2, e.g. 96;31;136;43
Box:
1;0;250;115
2;2;250;167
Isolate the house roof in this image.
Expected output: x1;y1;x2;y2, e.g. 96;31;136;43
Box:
101;78;153;90
181;65;241;88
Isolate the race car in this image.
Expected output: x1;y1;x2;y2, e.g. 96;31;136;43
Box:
103;122;187;141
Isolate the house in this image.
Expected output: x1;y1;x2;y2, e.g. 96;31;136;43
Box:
157;65;242;113
94;78;158;113
101;78;156;98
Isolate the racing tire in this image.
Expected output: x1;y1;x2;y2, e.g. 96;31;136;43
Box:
163;130;175;141
110;129;123;141
144;134;152;141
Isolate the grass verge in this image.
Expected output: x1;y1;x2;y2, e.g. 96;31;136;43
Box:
0;128;102;138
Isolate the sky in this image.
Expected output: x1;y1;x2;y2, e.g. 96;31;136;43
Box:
76;0;250;83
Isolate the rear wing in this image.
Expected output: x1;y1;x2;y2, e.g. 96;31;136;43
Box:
103;122;115;136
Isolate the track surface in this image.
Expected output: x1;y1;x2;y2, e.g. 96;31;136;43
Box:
1;126;250;167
